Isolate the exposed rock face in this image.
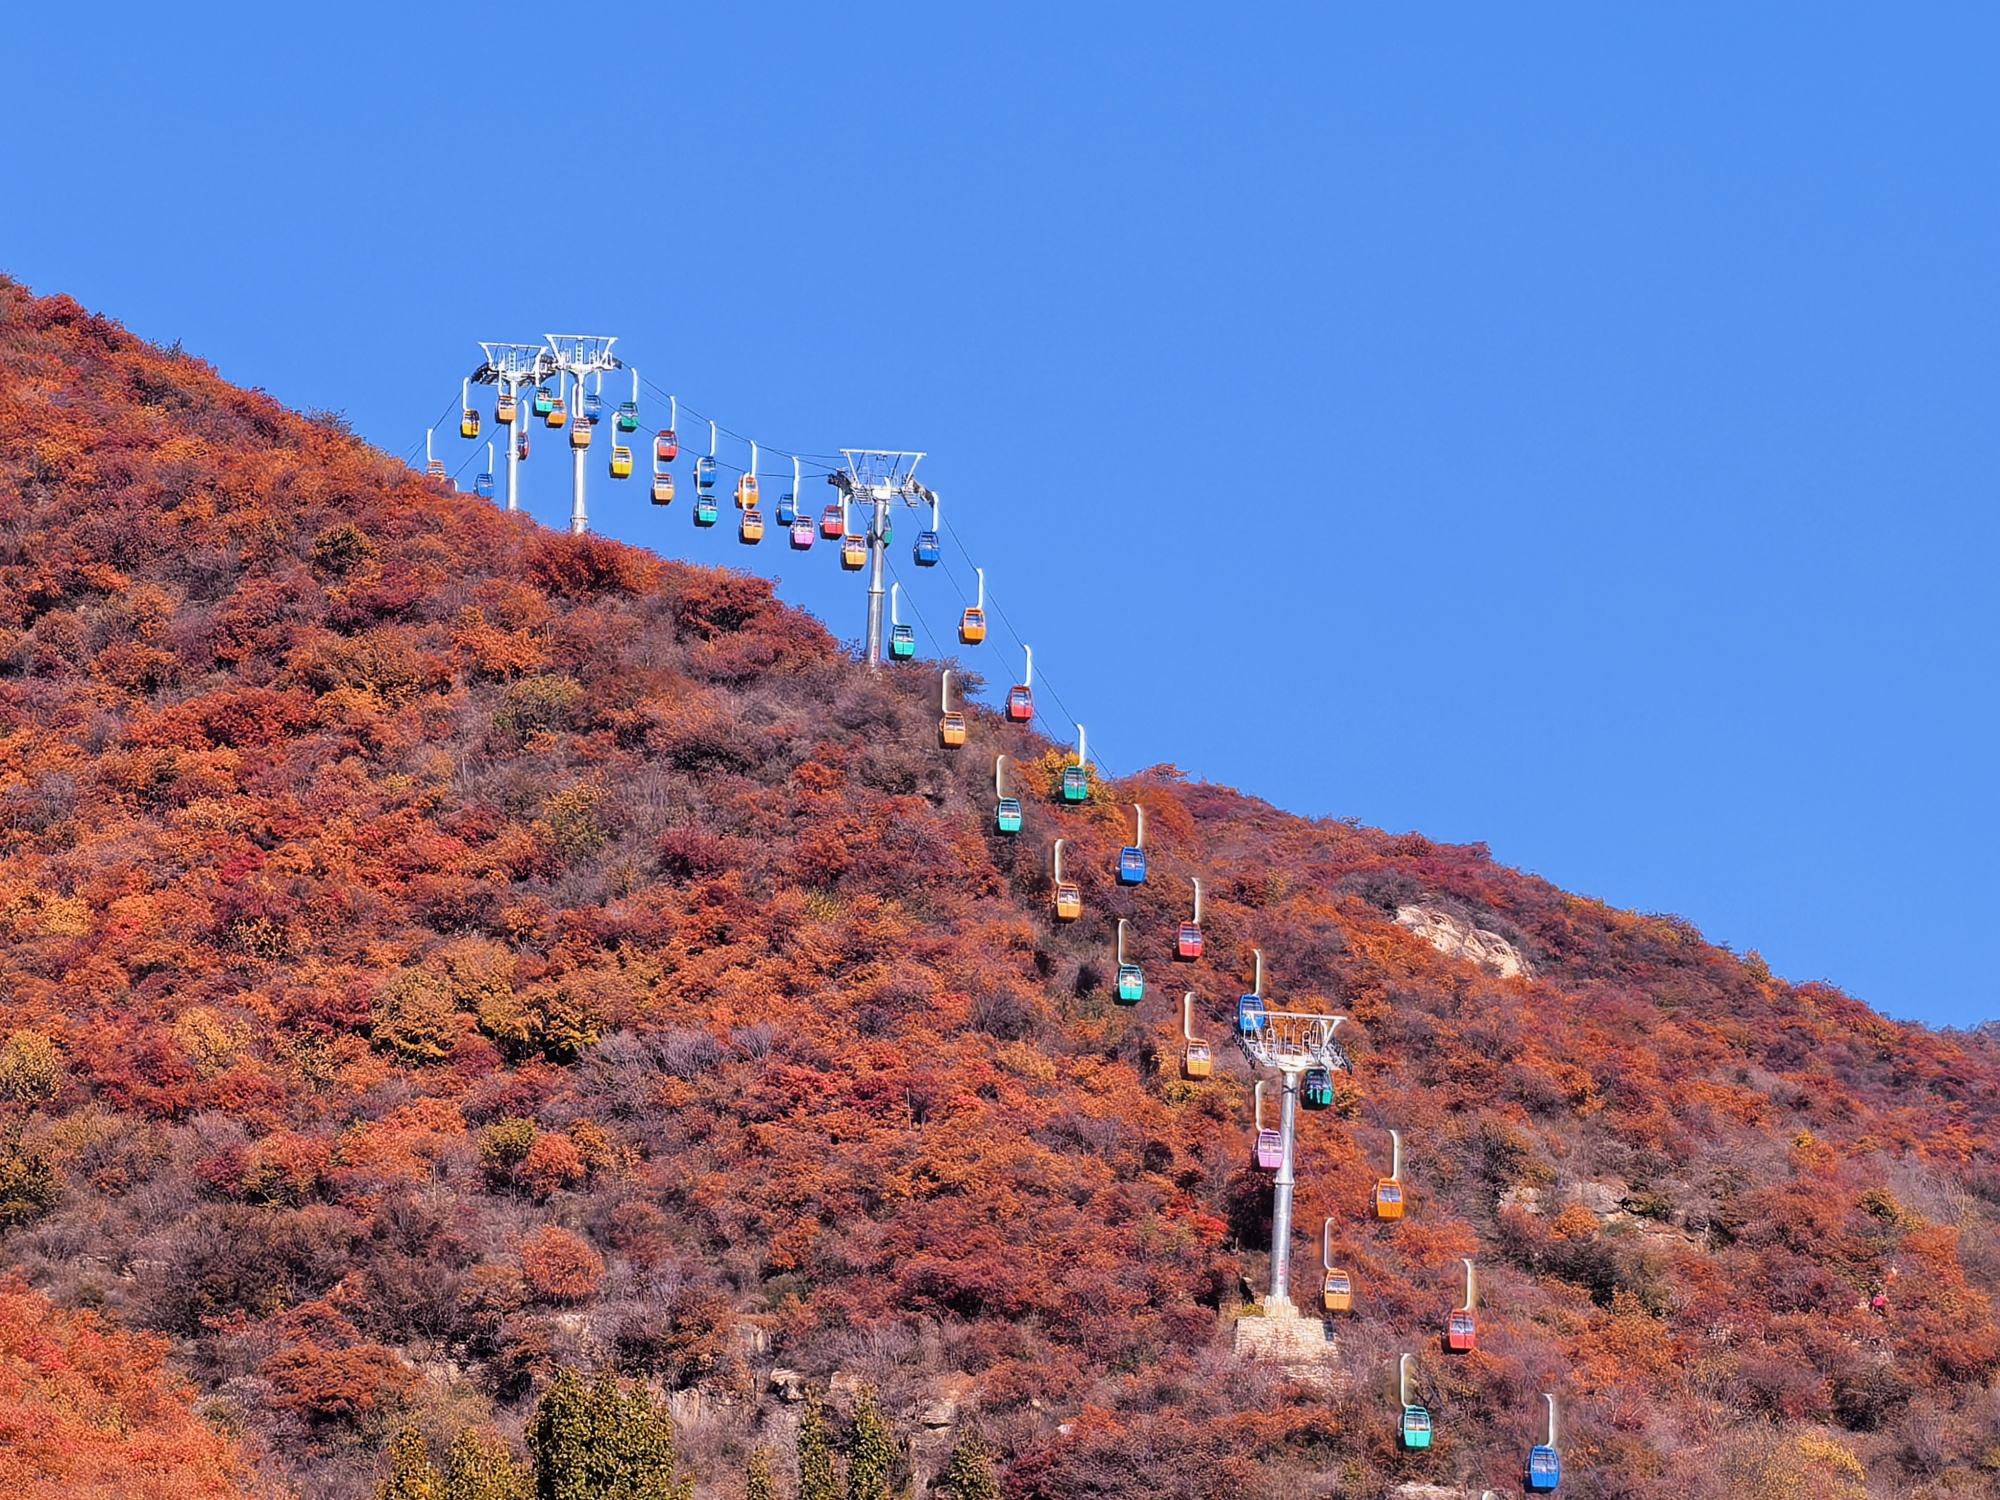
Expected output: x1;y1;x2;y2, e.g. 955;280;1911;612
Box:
1395;904;1532;979
1232;1309;1337;1373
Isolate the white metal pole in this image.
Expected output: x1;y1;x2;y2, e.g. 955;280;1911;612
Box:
570;371;587;534
1270;1066;1302;1311
506;376;523;512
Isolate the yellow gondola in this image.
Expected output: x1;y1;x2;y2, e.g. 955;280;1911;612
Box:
939;671;967;748
1182;992;1212;1079
841;535;867;570
1375;1129;1406;1220
460;379;480;439
1052;839;1082;921
610;444;633;478
740;508;764;544
1322;1219;1353;1312
960;566;988;645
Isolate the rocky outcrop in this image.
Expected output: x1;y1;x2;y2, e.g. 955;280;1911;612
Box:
1395;905;1531;979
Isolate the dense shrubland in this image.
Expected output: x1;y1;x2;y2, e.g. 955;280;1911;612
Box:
0;280;1995;1498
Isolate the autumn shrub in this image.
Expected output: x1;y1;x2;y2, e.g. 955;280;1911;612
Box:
518;1226;604;1304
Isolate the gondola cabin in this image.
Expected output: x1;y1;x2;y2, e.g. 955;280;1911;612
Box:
914;530;941;566
1302;1068;1334;1110
1401;1406;1432;1450
777;491;798;526
890;624;916;660
515;433;530;461
1182;1042;1212;1079
1061;766;1090;803
656;430;678;463
1322;1271;1353;1314
1116;963;1144;1004
582;390;603;424
821;504;845;539
496;391;518;424
736;473;759;508
1237;994;1265;1034
996;796;1022;834
1053;881;1082;921
533;387;555;417
460;408;480;440
425;458;447;480
615;400;639;433
959;607;987;645
1255;1129;1283;1170
1006;685;1034;723
740;509;764;544
652;472;675;505
610;445;633;478
696;456;717;493
1447;1312;1477;1353
570;418;591;450
790;519;816;549
546;397;567;429
475;471;495;499
1177;922;1204;960
694;497;719;527
939;711;967;749
1375;1179;1405;1220
1527;1446;1561;1492
1118;846;1147;884
841;536;867;570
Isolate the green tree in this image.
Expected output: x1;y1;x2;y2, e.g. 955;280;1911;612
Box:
526;1365;690;1500
937;1431;1000;1500
443;1428;533;1500
379;1424;444;1500
797;1394;840;1500
845;1387;893;1500
745;1446;777;1500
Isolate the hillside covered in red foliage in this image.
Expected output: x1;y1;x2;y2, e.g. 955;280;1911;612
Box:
0;280;1996;1500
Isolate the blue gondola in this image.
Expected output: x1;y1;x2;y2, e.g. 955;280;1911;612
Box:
474;471;494;499
1527;1446;1560;1491
1302;1067;1333;1110
1116;963;1144;1005
1401;1407;1432;1450
582;389;604;424
996;796;1022;835
777;490;798;526
696;456;717;494
1237;993;1265;1034
694;496;718;527
891;624;916;661
1118;846;1147;884
914;530;941;566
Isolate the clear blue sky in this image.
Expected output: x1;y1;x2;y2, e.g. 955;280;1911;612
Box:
7;5;1997;1026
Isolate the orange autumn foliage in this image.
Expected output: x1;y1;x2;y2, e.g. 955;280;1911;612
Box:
0;1280;260;1498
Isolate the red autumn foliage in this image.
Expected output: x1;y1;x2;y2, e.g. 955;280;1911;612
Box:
0;280;1996;1498
0;1279;262;1497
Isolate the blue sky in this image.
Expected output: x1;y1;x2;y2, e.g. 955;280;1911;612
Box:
7;4;1997;1026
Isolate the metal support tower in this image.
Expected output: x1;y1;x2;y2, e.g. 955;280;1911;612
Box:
833;450;927;668
472;343;554;516
544;335;622;534
1238;1004;1353;1314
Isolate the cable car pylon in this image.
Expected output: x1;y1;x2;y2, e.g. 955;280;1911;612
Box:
832;450;926;668
475;342;555;514
543;334;621;533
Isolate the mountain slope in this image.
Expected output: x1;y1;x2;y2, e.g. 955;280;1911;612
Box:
0;280;1996;1500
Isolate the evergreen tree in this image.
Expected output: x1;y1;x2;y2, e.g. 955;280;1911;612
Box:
379;1424;444;1500
744;1446;777;1500
527;1364;690;1500
937;1431;999;1500
844;1387;893;1500
443;1429;534;1500
527;1367;596;1500
797;1394;840;1500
